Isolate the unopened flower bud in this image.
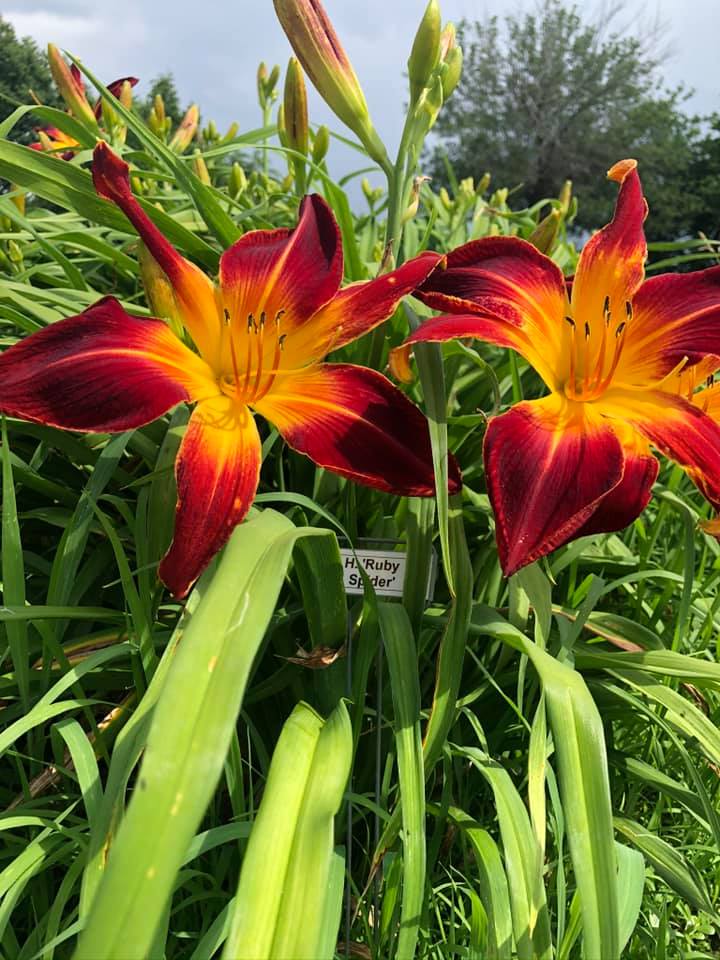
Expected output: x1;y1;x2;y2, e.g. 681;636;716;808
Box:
401;175;429;224
441;44;463;100
528;208;561;254
154;94;166;125
439;186;452;210
222;122;239;142
281;172;294;192
257;63;268;107
192;150;211;185
408;0;441;104
119;79;134;109
131;175;145;196
459;176;474;200
439;23;456;60
558;179;573;215
7;239;23;264
273;0;389;169
283;57;309;155
388;344;415;384
276;104;289;148
229;162;247;198
169;104;199;153
138;242;184;338
414;74;444;134
361;177;374;203
477;172;491;194
311;124;330;163
267;65;281;94
47;44;97;127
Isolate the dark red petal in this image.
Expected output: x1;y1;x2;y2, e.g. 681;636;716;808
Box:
574;452;658;538
602;388;720;508
295;251;442;358
219;193;343;332
571;159;647;327
94;76;140;118
619;266;720;380
92;143;220;360
402;310;534;357
0;297;215;431
159;397;261;598
254;363;462;496
484;394;624;575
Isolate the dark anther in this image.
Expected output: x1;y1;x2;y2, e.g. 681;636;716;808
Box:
625;301;633;320
707;375;715;388
260;310;266;327
603;295;610;314
275;309;286;323
247;313;254;331
223;308;231;324
278;333;287;350
564;316;575;328
584;322;591;339
615;321;626;338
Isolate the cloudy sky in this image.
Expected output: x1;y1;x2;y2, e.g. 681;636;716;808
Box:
5;0;719;191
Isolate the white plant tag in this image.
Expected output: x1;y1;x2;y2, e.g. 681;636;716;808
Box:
339;547;437;601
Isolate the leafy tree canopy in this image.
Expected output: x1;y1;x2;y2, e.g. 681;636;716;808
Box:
0;15;62;143
426;0;710;241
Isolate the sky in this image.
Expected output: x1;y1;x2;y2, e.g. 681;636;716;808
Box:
4;0;720;193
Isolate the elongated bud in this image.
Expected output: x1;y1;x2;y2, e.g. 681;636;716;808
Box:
138;242;184;338
222;121;239;142
441;43;463;99
267;65;281;93
528;208;561;254
7;239;23;264
273;0;389;168
229;162;247;198
169;104;199;153
276;104;289;148
311;124;330;163
414;74;444;134
389;344;415;384
458;176;474;200
558;179;573;215
439;22;455;60
192;150;211;185
154;94;166;124
477;171;491;194
401;175;429;224
283;57;309;155
361;177;374;203
439;186;452;210
257;62;268;107
408;0;441;104
119;79;134;109
47;44;97;127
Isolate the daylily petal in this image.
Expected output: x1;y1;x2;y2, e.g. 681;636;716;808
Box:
289;251;442;361
414;236;568;389
571;159;647;329
600;387;720;507
159;396;261;597
484;393;624;575
219;193;342;334
401;311;538;369
617;265;720;382
92;143;221;362
93;76;139;118
0;297;216;431
253;363;462;496
574;448;658;538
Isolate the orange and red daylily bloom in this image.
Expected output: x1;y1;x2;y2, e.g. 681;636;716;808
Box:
30;126;79;159
0;143;460;597
401;159;720;574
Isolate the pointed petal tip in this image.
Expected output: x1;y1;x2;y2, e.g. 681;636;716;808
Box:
92;141;131;202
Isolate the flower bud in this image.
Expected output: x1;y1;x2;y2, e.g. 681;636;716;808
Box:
283;57;309;155
477;171;491;194
407;0;441;104
7;239;23;264
273;0;389;169
257;62;268;107
528;208;561;254
388;344;415;384
229;162;247;198
441;43;463;100
401;175;429;224
267;65;281;93
169;104;199;153
154;94;166;125
413;74;444;135
192;150;211;185
222;122;239;142
558;179;573;215
281;172;294;192
439;186;452;210
119;79;134;109
47;44;97;127
311;124;330;163
276;104;289;148
439;23;455;60
138;242;184;338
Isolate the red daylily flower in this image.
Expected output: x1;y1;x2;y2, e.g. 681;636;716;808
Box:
0;143;460;597
400;159;720;575
29;126;79;160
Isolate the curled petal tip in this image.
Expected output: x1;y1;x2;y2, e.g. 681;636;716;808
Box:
607;158;638;183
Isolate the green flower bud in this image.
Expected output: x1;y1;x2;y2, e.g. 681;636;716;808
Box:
441;44;463;99
407;0;441;104
47;44;97;128
229;162;248;198
169;104;199;153
528;208;561;254
558;179;573;215
283;57;309;155
311;124;330;163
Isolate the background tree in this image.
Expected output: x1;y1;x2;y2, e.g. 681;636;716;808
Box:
0;15;62;143
426;0;706;240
